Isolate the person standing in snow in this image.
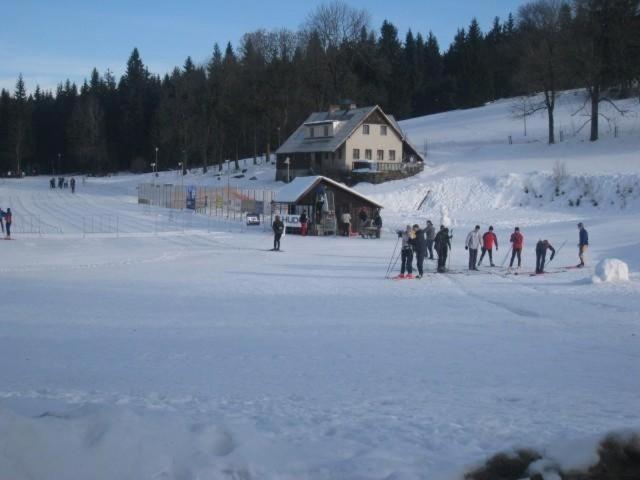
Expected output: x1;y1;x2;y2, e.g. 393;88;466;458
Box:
509;227;524;269
0;208;5;234
3;208;12;239
299;210;308;236
535;239;556;274
465;225;482;271
434;225;452;273
478;226;498;267
577;222;589;268
340;210;351;237
395;225;415;279
425;220;436;260
412;224;428;278
272;215;284;251
70;177;76;194
373;210;382;238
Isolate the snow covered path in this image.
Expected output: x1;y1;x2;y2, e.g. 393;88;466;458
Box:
1;197;639;479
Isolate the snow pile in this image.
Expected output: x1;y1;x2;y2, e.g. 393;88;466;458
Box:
592;258;630;283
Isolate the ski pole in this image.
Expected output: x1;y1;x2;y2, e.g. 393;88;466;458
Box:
384;236;401;278
546;239;567;268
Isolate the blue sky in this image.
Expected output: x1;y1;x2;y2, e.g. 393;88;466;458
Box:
1;0;527;93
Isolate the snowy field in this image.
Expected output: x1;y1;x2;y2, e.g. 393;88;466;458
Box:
1;91;639;479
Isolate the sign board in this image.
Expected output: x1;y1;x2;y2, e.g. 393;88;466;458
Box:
246;213;261;226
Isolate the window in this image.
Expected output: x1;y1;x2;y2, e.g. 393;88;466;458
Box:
363;124;370;135
309;127;315;138
377;149;384;161
324;125;329;137
380;125;387;136
389;150;396;161
365;149;372;160
353;148;360;159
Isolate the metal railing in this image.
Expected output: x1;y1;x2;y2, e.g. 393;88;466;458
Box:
352;161;424;173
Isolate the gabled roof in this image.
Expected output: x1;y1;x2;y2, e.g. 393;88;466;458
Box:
275;175;383;208
276;105;404;155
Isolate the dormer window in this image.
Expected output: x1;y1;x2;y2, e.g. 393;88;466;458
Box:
363;124;370;135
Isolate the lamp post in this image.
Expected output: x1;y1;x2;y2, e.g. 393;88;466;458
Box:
178;161;184;209
154;147;159;176
150;163;156;184
277;126;281;149
57;153;61;174
284;157;290;183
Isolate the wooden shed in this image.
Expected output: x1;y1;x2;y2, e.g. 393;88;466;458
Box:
273;175;383;236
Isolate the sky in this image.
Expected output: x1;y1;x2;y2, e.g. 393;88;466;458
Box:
1;0;528;94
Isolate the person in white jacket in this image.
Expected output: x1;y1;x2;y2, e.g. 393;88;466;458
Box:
465;225;482;271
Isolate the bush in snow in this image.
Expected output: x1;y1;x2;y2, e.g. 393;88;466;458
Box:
592;258;630;283
464;449;541;480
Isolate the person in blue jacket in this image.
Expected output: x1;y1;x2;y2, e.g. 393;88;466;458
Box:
577;222;589;267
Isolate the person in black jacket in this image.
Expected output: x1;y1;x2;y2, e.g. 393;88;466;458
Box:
535;239;556;274
425;220;436;259
434;225;452;273
373;210;382;238
412;224;428;278
272;215;284;251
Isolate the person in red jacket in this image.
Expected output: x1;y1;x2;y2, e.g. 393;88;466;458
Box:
477;225;498;267
509;226;523;269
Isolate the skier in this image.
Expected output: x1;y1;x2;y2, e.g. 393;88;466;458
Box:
509;227;524;270
434;225;452;273
478;226;498;267
535;239;556;274
395;225;415;279
425;220;436;259
272;215;284;251
3;208;11;239
70;177;76;194
412;224;427;278
577;222;589;268
373;210;382;238
465;225;482;271
299;210;308;236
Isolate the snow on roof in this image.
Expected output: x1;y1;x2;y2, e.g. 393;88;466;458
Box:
275;175;383;208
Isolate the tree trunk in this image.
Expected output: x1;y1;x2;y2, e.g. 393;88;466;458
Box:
548;108;555;145
590;85;599;142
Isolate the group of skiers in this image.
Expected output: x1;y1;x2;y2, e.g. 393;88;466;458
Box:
0;208;12;239
392;222;589;278
50;176;76;193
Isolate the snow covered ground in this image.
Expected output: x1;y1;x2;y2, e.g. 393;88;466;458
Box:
1;91;639;479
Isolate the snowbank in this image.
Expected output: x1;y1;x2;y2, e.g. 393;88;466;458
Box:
592;258;630;283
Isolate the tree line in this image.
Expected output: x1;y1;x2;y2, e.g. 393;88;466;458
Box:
0;0;638;176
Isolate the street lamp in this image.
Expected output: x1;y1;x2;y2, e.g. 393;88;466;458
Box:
284;157;290;183
154;147;159;176
178;161;184;209
150;163;156;184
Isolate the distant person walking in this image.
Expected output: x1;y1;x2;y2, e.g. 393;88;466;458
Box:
577;222;589;268
272;215;284;251
535;239;556;274
465;225;482;271
478;226;498;267
3;208;11;239
373;210;382;238
509;227;524;269
70;177;76;194
425;220;436;259
340;210;351;237
299;210;308;236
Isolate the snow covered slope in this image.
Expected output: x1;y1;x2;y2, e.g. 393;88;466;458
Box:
0;90;639;480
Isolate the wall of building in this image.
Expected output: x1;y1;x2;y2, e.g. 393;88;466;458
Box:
345;122;403;169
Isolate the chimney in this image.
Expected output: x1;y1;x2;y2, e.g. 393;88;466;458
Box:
328;104;340;114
